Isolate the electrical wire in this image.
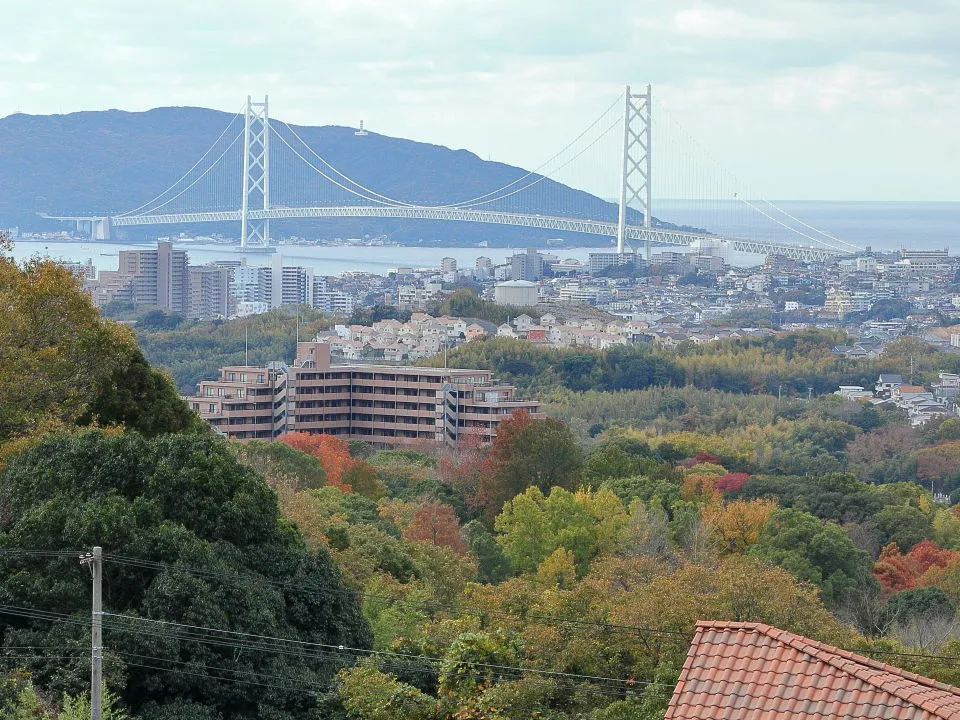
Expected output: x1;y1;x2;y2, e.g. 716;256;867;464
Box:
0;604;671;698
101;612;656;690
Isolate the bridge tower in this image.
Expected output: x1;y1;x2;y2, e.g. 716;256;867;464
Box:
616;85;652;259
240;95;270;247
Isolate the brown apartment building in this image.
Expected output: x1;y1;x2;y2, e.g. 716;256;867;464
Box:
186;341;542;445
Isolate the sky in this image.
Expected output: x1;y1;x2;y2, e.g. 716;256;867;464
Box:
2;0;959;201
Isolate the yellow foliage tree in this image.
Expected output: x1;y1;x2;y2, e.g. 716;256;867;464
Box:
535;548;578;589
702;499;777;554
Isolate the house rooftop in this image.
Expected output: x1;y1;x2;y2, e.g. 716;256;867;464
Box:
665;620;960;719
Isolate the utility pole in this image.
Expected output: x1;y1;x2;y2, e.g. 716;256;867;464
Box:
80;547;103;720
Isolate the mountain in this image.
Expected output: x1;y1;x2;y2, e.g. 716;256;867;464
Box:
0;105;657;246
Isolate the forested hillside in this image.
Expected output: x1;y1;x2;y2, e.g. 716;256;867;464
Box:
6;234;960;719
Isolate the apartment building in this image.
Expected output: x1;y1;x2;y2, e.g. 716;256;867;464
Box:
188;265;234;319
186;341;542;445
116;240;189;312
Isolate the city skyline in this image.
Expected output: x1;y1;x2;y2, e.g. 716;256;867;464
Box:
2;1;958;202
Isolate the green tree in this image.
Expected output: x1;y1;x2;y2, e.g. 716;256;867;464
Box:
0;669;50;720
880;587;956;631
462;520;512;583
869;505;934;553
236;439;328;490
0;431;371;720
750;508;877;607
477;411;583;516
337;664;435;720
494;487;629;575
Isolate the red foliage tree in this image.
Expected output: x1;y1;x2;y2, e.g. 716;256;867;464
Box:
873;540;960;594
714;472;751;493
280;432;354;491
476;410;583;517
694;451;723;466
403;502;468;556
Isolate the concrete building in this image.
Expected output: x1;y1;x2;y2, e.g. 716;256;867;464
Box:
186;341;542;445
494;280;538;306
268;253;314;308
588;252;640;274
117;240;189;313
511;248;556;281
440;257;458;273
188;265;234;319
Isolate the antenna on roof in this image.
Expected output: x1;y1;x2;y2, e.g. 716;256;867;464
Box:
355;120;368;136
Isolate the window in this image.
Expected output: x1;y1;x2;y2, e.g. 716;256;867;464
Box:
258;374;265;384
237;389;245;399
228;372;236;381
217;387;225;397
240;373;248;382
206;388;215;397
208;404;217;413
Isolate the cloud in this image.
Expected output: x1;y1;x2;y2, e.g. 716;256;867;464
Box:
0;0;957;199
672;6;797;39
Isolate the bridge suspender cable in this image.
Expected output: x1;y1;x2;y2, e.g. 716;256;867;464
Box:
272;120;417;207
759;200;860;251
273;93;623;210
435;92;625;208
269;129;402;206
736;196;850;252
455;115;623;209
129;133;244;216
117;107;245;217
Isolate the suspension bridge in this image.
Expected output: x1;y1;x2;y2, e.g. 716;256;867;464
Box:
48;87;860;263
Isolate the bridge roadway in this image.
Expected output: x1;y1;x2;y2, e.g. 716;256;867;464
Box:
56;206;848;263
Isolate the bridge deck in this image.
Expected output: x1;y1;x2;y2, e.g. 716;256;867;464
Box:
47;206;848;262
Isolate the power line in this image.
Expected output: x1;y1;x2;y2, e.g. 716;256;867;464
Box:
0;603;671;697
101;612;657;690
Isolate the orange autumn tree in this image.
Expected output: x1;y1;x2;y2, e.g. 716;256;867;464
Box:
403;502;468;556
873;540;960;594
702;499;777;554
280;432;355;491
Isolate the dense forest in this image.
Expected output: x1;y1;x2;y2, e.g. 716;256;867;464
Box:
6;236;960;718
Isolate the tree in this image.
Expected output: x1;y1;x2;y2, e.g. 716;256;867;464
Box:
872;540;960;594
702;500;777;554
477;411;583;516
342;460;387;500
462;520;512;583
869;505;933;553
337;664;434;720
0;250;198;443
750;508;877;607
494;487;629;575
403;503;469;556
0;431;371;720
281;432;356;490
236;440;327;490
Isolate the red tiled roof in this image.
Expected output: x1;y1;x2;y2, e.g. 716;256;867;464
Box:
664;621;960;719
